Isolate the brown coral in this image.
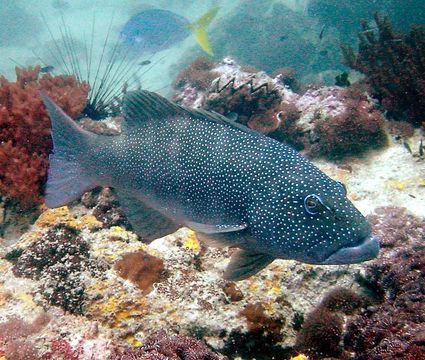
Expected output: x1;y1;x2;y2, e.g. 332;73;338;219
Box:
223;282;244;302
0;65;89;207
239;303;284;341
314;87;387;158
114;251;165;294
295;307;344;359
341;13;425;125
173;57;219;92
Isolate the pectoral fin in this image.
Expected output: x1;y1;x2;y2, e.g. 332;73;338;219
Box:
115;190;180;242
195;228;256;249
224;250;275;281
185;220;247;234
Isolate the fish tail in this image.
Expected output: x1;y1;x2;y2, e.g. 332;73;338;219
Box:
40;91;97;208
188;6;219;56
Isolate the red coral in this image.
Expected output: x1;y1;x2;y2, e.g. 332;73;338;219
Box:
0;65;89;207
314;87;387;158
343;207;425;359
42;339;80;360
341;13;425;125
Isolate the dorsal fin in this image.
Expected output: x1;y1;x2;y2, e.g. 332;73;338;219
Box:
122;90;259;135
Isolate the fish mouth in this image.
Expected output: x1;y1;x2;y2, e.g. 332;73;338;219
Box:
322;234;380;265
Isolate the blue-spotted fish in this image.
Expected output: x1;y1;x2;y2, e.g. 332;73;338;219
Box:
120;7;219;56
41;90;379;281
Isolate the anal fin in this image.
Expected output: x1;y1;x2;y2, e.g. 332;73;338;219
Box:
224;250;275;281
115;190;180;242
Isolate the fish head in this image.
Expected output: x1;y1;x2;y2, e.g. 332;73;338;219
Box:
272;178;379;265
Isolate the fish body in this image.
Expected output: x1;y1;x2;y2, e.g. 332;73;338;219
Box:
120;7;218;56
139;60;152;66
41;90;379;281
120;9;190;54
40;65;54;73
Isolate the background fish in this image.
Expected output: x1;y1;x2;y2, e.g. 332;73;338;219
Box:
41;90;379;281
120;7;219;56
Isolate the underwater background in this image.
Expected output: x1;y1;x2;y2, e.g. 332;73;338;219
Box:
0;0;424;359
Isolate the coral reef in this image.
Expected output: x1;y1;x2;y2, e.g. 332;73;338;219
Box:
341;14;425;126
110;330;227;360
343;206;425;359
0;170;423;359
1;54;424;359
295;287;364;359
296;307;344;359
0;66;89;207
173;58;388;159
9;224;107;314
82;188;130;229
0;313;50;360
313;87;387;158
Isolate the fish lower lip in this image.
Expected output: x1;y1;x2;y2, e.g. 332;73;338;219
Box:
322;234;380;265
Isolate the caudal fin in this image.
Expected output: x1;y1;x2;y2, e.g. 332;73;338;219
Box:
40;91;96;208
188;6;219;56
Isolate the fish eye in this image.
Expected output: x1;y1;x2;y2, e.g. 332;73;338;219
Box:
337;181;347;195
304;194;324;215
